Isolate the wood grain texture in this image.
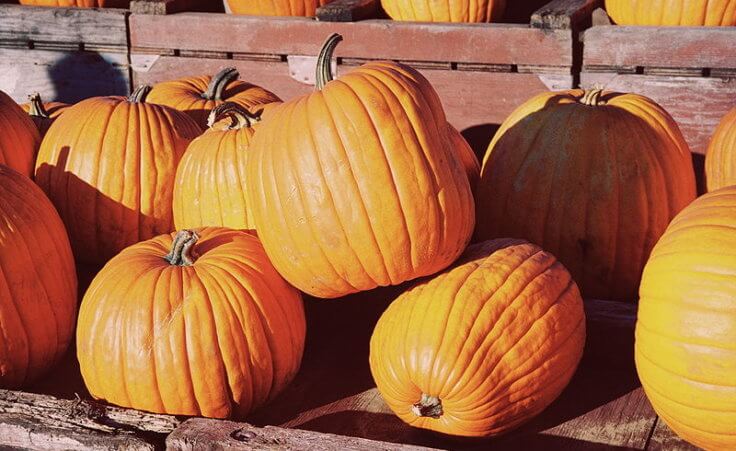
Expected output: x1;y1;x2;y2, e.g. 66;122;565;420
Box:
531;0;603;30
0;4;128;48
583;26;736;69
129;13;573;66
130;0;223;14
0;48;130;103
315;0;378;22
647;418;700;451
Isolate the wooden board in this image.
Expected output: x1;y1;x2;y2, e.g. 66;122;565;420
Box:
647;418;701;451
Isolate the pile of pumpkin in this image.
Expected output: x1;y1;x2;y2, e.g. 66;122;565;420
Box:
1;31;735;449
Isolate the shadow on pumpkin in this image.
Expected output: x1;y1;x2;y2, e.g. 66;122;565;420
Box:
461;123;501;163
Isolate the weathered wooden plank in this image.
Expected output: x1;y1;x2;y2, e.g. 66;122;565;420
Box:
581;72;736;156
0;4;128;48
167;418;439;451
130;0;222;14
315;0;378;22
583;26;736;69
531;0;602;30
647;418;700;451
0;48;130;103
129;13;574;66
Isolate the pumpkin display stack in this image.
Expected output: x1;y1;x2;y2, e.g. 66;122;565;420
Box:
0;90;41;178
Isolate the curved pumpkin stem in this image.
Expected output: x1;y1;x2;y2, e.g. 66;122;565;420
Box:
164;230;200;266
315;33;343;91
580;89;605;106
128;85;152;104
207;102;262;129
411;394;443;419
27;93;50;118
203;67;239;101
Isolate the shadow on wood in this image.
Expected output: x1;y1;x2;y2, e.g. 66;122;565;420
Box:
47;52;129;103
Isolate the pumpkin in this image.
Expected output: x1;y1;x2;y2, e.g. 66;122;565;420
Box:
370;238;586;437
34;86;202;266
173;102;265;230
381;0;506;22
705;106;736;192
147;68;281;129
0;89;40;178
245;34;475;299
448;124;480;193
605;0;736;26
475;89;697;302
21;93;69;137
225;0;333;16
77;227;306;418
636;186;736;450
0;165;77;388
18;0;129;7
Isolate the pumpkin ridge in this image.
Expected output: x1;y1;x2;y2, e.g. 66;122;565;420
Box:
637;319;736;353
640;364;736;411
143;266;169;413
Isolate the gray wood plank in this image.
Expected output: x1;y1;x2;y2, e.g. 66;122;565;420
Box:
531;0;603;30
647;418;701;451
315;0;378;22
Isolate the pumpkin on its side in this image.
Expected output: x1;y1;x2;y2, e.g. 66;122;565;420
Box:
605;0;736;26
21;93;69;137
705;106;736;191
0;90;40;178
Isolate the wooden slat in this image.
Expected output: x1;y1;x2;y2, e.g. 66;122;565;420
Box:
315;0;378;22
0;4;128;48
129;0;223;14
531;0;602;30
0;48;131;104
647;418;700;451
129;13;573;66
583;26;736;69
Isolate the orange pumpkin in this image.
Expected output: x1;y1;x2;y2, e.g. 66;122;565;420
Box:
147;68;281;129
173;102;265;230
77;227;306;418
636;186;736;450
705;106;736;191
34;86;202;266
448;124;480;193
0;90;40;178
381;0;506;22
370;239;586;437
605;0;736;25
245;34;475;298
225;0;333;16
18;0;129;7
475;89;697;302
0;165;77;388
21;93;69;137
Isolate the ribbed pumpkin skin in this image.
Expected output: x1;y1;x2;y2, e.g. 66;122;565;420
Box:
173;114;257;230
705;107;736;192
21;99;69;137
18;0;129;7
34;95;202;266
246;61;475;299
381;0;506;22
370;239;586;437
225;0;333;16
77;227;306;418
605;0;736;25
0;165;77;388
448;124;480;192
0;90;40;178
147;75;281;128
475;90;697;302
636;186;736;450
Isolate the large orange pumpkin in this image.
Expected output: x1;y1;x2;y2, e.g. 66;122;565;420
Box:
77;227;306;418
448;123;480;193
381;0;506;22
147;68;281;129
370;239;586;437
246;34;475;299
34;86;202;266
636;186;736;450
0;165;77;388
0;90;40;178
18;0;129;7
225;0;333;16
21;93;69;138
173;102;264;230
705;106;736;192
605;0;736;26
475;89;697;302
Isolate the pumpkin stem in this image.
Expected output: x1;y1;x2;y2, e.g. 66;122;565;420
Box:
203;67;239;101
207;102;262;129
580;89;605;106
411;394;443;419
164;230;200;266
128;85;152;104
315;33;343;91
27;93;50;118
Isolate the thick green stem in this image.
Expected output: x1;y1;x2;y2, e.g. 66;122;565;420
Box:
315;33;343;91
206;102;262;129
128;85;152;104
27;93;50;118
411;394;443;419
203;67;239;101
164;230;200;266
580;89;605;106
